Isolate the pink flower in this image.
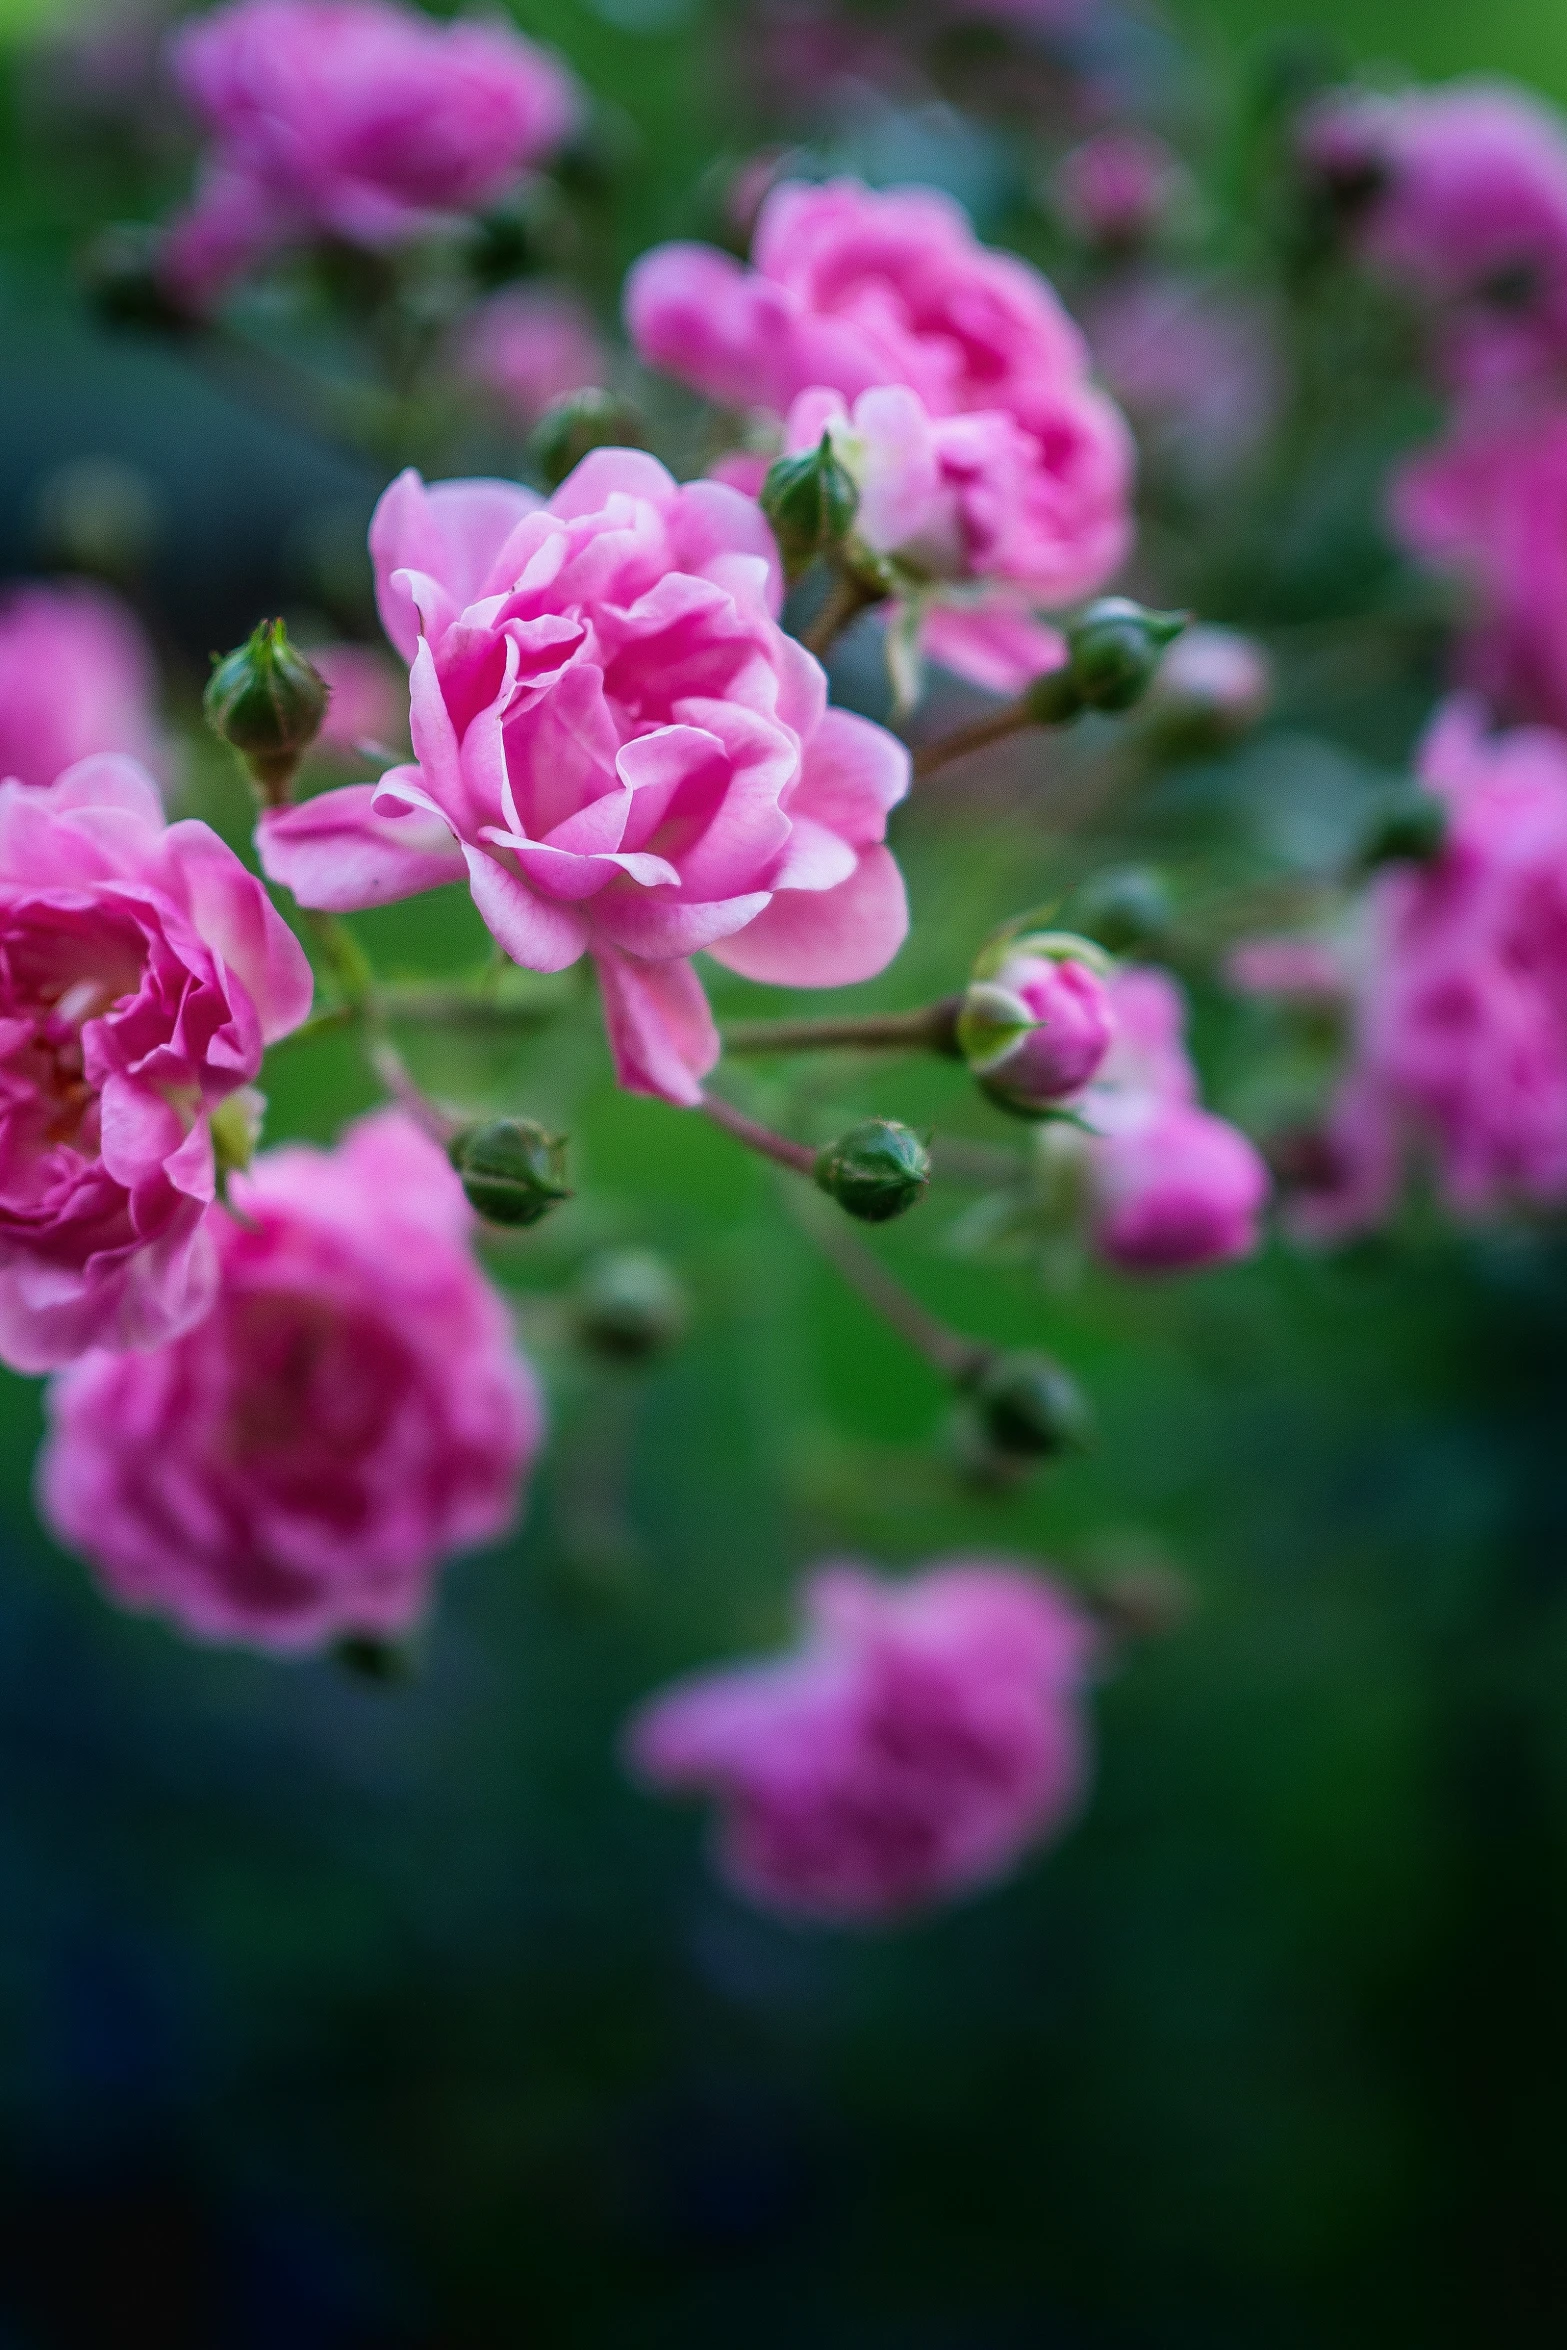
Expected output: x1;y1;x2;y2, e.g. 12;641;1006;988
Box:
457;287;608;429
258;455;911;1107
626;178;1133;690
1077;968;1269;1271
162;0;580;307
0;757;313;1370
625;1559;1097;1924
1226;936;1347;1002
1085;272;1282;488
1392;409;1567;729
0;581;162;790
1296;697;1567;1235
1052;129;1189;248
965;947;1115;1109
308;643;407;765
1145;625;1273;742
1301;82;1567;398
37;1110;541;1652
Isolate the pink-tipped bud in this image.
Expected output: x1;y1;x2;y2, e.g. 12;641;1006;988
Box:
960;935;1116;1114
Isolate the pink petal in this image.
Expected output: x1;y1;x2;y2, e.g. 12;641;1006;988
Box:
589;884;770;959
547;448;678;520
707;844;908;987
594;948;718;1105
258;785;467;911
462;843;589;971
791;708;910;844
370;469;543;662
920;606;1068;697
161;820;315;1042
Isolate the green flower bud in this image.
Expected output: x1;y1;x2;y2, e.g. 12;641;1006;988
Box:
968;1349;1094;1458
574;1248;690;1360
1065;865;1173;954
1064;597;1188;714
814;1118;931;1223
447;1119;571;1227
1022;664;1086;727
955;980;1037;1075
204;619;328;800
760;433;860;580
527;388;648;490
1356;787;1448;872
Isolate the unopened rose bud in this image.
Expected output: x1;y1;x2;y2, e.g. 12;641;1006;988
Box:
761;432;860;581
448;1119;571;1227
959;939;1115;1115
527;388;648;489
1064;598;1189;714
1066;865;1174;954
814;1118;930;1223
574;1248;690;1359
204;618;328;802
1141;625;1273;751
1355;787;1448;871
968;1350;1094;1458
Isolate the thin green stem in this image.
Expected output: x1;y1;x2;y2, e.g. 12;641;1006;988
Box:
785;1184;992;1383
720;997;963;1058
801;567;886;659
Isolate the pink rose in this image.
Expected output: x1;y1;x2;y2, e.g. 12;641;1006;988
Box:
162;0;580;306
258;455;911;1106
1076;968;1269;1271
1301;82;1567;399
458;287;608;429
624;1559;1097;1923
1392;409;1567;729
0;580;163;790
37;1110;541;1652
626;178;1133;690
1296;698;1567;1234
0;757;313;1370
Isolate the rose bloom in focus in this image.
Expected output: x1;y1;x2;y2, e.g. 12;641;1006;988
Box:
38;1111;541;1651
0;580;163;788
458;287;608;429
1285;699;1567;1238
626;178;1134;693
0;757;311;1370
259;452;911;1107
625;1559;1098;1923
161;0;580;308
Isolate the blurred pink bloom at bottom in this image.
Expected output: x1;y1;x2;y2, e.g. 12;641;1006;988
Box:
38;1111;541;1652
625;1560;1097;1925
0;579;163;789
457;288;608;428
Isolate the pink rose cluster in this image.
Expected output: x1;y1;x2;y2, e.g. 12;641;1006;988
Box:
259;453;912;1107
39;1111;541;1651
626;178;1134;693
1077;968;1271;1272
161;0;580;309
0;580;163;790
0;757;311;1369
1276;700;1567;1238
625;1559;1098;1923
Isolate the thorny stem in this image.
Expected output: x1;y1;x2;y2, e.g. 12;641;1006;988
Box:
721;997;963;1058
700;1091;819;1177
911;699;1037;782
786;1184;992;1383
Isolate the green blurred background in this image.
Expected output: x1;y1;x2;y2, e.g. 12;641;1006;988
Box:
2;3;1567;2344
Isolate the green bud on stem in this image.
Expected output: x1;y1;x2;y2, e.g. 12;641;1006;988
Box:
1059;597;1189;715
204;619;328;804
967;1349;1094;1457
448;1120;571;1227
814;1118;931;1223
528;388;648;490
761;433;860;580
574;1248;690;1360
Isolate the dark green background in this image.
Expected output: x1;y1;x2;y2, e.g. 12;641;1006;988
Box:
1;3;1566;2342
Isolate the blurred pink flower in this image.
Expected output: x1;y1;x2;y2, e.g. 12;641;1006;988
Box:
625;1559;1097;1923
1085;271;1282;487
626;178;1132;690
1226;937;1347;1002
38;1110;541;1652
1077;967;1269;1271
1295;698;1567;1237
457;287;608;429
1392;408;1567;729
0;757;312;1370
259;455;910;1106
1301;81;1567;400
162;0;580;306
1146;625;1273;741
1051;128;1188;247
0;580;162;789
308;642;407;763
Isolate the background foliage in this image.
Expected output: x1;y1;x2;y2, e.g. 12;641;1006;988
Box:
1;2;1565;2343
